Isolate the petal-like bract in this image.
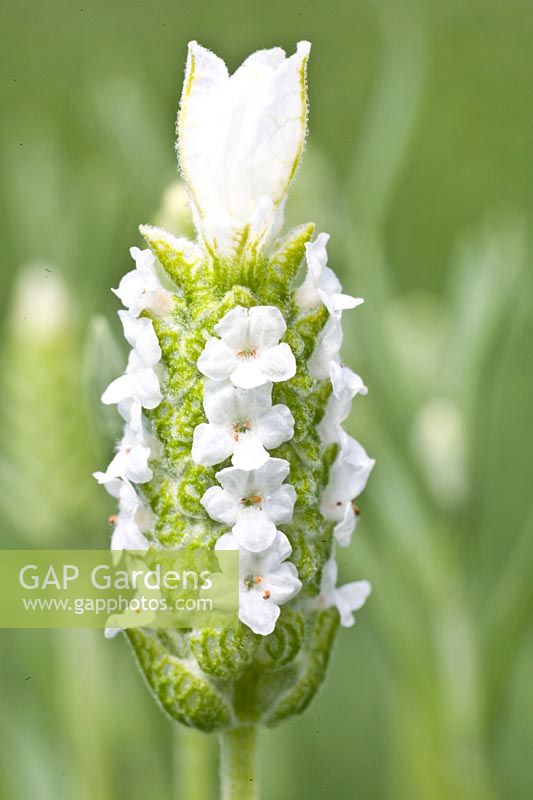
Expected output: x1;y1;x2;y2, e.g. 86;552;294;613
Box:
178;41;311;260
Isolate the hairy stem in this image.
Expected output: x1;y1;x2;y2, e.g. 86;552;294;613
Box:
219;726;259;800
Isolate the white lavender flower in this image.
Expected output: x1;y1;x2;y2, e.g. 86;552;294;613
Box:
201;458;296;552
308;311;344;379
318;362;368;445
197;305;296;389
317;551;371;627
216;530;301;635
192;380;294;470
96;478;153;551
297;232;363;314
321;429;375;546
112;247;173;317
101;312;162;409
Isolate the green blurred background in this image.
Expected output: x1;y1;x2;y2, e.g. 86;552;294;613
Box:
1;0;532;797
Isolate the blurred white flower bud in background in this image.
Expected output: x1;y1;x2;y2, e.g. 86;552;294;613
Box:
410;396;468;509
11;264;72;340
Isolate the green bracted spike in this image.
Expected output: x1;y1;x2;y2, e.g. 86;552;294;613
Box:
126;628;234;732
262;609;339;727
140;224;210;304
189;623;260;681
259;223;315;305
120;187;352;734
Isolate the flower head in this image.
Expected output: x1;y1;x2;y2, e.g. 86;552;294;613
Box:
201;458;296;552
94;39;375;732
197;305;296;389
216;530;301;635
297;233;363;314
192;380;294;470
177;41;310;259
317;552;371;627
321;429;375;546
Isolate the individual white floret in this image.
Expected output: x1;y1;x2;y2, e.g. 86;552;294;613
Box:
192;381;294;470
296;233;363;314
318;363;368;445
216;530;301;635
317;552;371;627
197;306;296;389
201;458;296;552
112;247;173;317
321;429;375;546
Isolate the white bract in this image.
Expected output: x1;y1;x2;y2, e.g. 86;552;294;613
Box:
193;381;294;470
201;458;296;552
297;233;363;314
101;311;162;409
318;363;368;445
321;429;375;546
178;41;310;260
112;247;173;317
317;553;371;627
216;531;301;635
197;305;296;389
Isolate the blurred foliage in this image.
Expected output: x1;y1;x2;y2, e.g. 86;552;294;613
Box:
1;1;533;799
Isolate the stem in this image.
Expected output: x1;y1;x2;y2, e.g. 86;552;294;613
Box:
174;725;216;800
219;726;259;800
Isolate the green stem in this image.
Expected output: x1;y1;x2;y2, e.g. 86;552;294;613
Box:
174;725;216;800
219;726;259;800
